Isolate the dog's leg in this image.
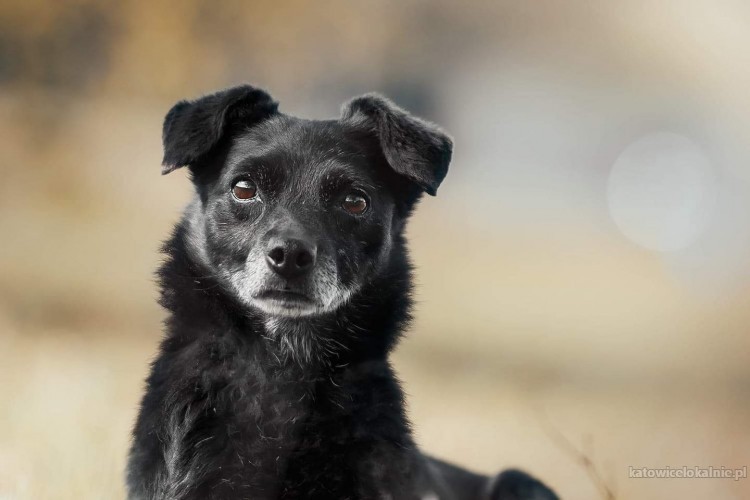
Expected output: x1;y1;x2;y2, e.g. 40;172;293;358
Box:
485;469;559;500
423;456;559;500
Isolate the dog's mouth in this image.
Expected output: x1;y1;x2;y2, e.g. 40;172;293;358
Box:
255;289;315;307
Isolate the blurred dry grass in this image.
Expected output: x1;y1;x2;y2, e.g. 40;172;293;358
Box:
1;1;750;499
2;232;749;498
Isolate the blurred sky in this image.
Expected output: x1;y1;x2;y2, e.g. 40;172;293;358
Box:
0;1;749;498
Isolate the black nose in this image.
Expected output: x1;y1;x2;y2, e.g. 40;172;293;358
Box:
265;238;317;279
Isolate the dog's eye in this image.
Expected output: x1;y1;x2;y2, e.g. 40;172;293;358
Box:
342;192;368;215
232;180;257;201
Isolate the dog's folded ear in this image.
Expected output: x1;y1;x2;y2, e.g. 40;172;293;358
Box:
341;94;452;196
161;85;279;174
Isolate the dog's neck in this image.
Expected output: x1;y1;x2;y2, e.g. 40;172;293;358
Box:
158;219;413;371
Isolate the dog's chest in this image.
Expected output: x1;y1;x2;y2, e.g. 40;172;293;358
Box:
220;343;317;445
185;332;348;486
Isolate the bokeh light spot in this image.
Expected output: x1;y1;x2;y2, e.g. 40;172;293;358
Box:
607;132;716;252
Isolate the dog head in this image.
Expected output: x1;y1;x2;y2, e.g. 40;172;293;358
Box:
162;84;452;318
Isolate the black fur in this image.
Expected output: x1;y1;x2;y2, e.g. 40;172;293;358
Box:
161;85;279;174
127;84;558;500
340;94;451;196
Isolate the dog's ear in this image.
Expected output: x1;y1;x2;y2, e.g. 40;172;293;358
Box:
340;94;452;196
161;85;278;174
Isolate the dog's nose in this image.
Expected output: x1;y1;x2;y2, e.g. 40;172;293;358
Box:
265;238;317;279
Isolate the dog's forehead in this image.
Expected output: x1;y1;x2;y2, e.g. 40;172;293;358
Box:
226;115;368;172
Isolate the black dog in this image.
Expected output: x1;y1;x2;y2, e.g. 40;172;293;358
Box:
127;84;558;500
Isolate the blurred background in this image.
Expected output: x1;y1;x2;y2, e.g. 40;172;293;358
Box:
1;1;749;498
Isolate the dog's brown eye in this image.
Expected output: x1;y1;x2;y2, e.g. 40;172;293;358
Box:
232;180;257;201
342;193;368;215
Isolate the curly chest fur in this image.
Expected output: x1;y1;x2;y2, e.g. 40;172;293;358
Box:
132;322;417;500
